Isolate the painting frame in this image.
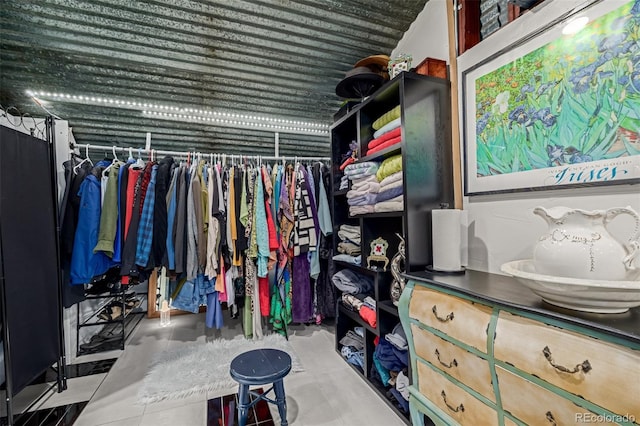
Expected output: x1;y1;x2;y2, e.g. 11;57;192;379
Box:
462;0;640;195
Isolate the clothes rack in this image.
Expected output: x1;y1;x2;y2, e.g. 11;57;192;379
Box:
71;143;330;163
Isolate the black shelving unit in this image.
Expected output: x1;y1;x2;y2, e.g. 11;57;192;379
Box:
330;71;454;425
76;290;147;356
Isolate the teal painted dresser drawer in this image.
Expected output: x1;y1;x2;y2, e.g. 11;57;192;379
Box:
416;359;499;425
494;311;640;421
408;285;492;353
496;366;618;425
411;323;495;402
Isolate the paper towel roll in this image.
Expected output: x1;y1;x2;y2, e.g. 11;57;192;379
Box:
432;209;463;272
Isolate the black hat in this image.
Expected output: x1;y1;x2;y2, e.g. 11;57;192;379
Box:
335;66;385;99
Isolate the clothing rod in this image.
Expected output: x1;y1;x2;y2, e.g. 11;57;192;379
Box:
71;143;330;162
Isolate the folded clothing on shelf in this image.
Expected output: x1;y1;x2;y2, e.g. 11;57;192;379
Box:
351;179;380;193
338;224;361;244
368;127;401;151
332;269;374;294
341;345;364;370
342;293;365;311
344;161;379;179
374;338;408;371
367;135;402;156
339;175;350;190
363;296;376;310
339;329;365;351
332;253;361;264
359;305;377;328
373;117;401;140
379;171;402;188
374;195;404;212
376;155;403;182
375;185;404;203
385;323;408;350
350;174;378;186
372;105;401;131
349;205;376;216
347;192;378;206
337;241;360;255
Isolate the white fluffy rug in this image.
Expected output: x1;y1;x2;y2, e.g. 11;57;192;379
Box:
138;334;304;404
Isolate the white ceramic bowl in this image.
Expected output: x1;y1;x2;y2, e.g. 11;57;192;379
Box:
500;259;640;314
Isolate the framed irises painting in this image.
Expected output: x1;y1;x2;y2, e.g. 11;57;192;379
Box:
462;0;640;195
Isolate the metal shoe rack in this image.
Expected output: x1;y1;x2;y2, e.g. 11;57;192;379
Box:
76;289;147;356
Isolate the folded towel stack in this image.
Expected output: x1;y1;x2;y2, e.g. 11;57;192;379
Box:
344;161;379;181
344;163;381;216
335;224;361;264
339;174;349;190
371;156;405;212
367;117;402;156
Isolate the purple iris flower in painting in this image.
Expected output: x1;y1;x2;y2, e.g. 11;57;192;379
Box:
570;64;596;94
534;107;556;127
508;106;529;128
598;33;627;53
476;112;490;136
546;144;564;166
516;84;535;101
632;0;640;16
569;152;593;164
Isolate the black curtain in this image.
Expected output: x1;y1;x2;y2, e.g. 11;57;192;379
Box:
0;126;61;395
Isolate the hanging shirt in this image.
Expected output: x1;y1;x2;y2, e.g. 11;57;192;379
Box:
293;165;317;256
205;166;220;279
113;161;133;263
70;165;115;285
136;164;158;267
151;156;174;268
186;164;199;280
255;170;270;277
174;167;187;274
165;167;179;270
94;162;121;257
317;168;333;236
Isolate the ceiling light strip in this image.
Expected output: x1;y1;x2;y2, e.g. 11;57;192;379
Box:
26;90;329;133
142;110;328;135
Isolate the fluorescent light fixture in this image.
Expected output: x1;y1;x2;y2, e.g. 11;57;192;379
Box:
28;90;330;135
562;16;589;35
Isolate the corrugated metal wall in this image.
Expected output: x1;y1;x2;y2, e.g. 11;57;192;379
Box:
0;0;428;156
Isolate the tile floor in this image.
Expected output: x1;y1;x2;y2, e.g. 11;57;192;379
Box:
15;313;406;426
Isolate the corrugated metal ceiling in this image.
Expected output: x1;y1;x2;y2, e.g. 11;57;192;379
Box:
0;0;427;157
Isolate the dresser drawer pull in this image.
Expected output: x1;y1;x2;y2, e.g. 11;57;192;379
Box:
546;411;557;425
441;390;464;413
432;305;455;322
435;349;458;368
542;346;592;374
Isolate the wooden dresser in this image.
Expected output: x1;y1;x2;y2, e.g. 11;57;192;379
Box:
399;270;640;426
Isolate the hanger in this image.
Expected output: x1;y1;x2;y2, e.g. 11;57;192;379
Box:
128;147;134;161
102;146;121;176
73;144;93;175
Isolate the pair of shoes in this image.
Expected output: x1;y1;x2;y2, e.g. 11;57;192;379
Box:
98;305;123;321
79;334;122;351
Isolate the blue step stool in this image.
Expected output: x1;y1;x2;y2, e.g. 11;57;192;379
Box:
229;348;292;426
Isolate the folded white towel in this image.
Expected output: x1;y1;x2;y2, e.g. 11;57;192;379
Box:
379;171;403;187
374;195;404;212
379;178;403;192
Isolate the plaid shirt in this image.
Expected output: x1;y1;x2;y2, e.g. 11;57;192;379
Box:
136;165;158;267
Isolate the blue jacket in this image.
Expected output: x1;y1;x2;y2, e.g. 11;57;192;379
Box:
70;169;115;285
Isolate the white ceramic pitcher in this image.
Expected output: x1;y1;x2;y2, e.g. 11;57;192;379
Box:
533;206;640;281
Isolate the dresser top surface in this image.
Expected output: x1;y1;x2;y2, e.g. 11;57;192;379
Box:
404;270;640;343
